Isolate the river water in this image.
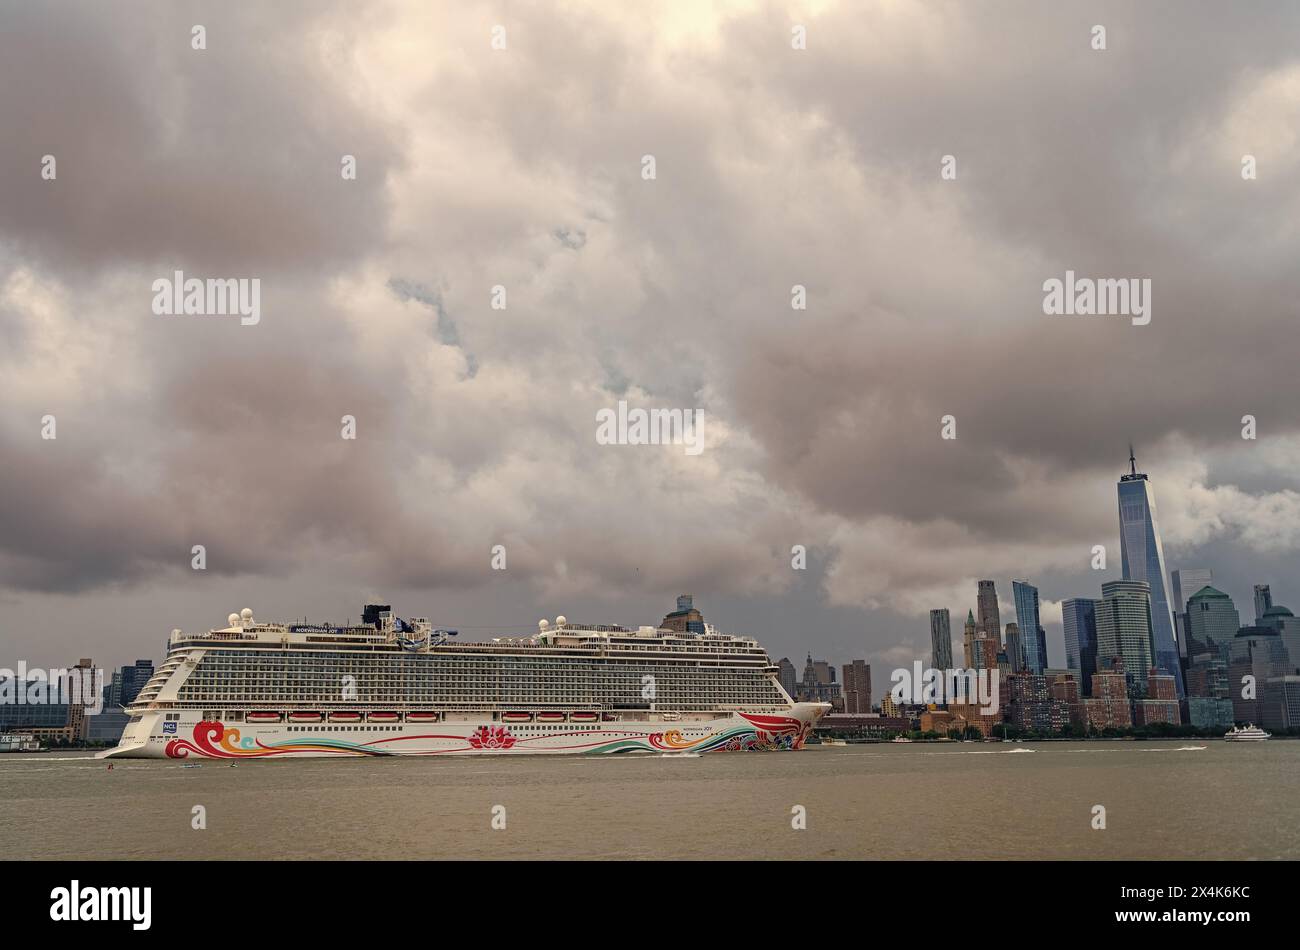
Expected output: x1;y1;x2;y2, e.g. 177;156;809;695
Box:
3;741;1296;859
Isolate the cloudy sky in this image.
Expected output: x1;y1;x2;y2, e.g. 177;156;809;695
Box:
3;1;1299;697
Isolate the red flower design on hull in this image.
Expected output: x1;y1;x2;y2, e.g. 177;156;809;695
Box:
467;725;516;750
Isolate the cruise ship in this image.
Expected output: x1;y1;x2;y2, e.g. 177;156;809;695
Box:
101;602;829;759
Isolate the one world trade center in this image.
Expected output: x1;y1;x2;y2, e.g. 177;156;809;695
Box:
1117;448;1185;697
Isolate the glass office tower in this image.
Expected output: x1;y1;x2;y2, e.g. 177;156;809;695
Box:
1096;579;1156;696
1185;586;1240;658
1117;450;1185;696
1062;597;1099;696
1012;580;1046;673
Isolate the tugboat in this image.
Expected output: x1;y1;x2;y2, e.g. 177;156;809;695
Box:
1224;724;1271;742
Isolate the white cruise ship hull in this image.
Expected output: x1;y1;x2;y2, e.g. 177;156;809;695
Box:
100;704;830;760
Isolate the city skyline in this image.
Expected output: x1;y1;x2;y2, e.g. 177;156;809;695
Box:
9;449;1299;705
806;450;1298;698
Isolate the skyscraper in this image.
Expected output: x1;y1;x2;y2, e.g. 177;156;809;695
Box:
977;581;1001;643
1258;603;1300;673
1254;584;1274;625
1012;580;1046;673
1005;622;1024;674
1229;627;1291;723
1171;568;1212;658
1062;598;1099;696
1172;569;1213;615
1096;579;1155;696
661;594;705;634
1117;448;1184;696
963;610;978;669
777;657;798;698
930;608;953;670
1184;586;1240;658
842;660;872;714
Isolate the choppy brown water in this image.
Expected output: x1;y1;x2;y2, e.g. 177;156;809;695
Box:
3;741;1297;860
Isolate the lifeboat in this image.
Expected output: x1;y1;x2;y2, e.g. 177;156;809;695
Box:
246;711;282;723
502;711;533;723
368;711;401;723
329;711;362;723
570;712;599;723
536;712;566;722
288;711;323;723
405;711;439;723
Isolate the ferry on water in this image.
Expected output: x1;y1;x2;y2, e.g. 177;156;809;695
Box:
100;599;829;760
1223;724;1271;742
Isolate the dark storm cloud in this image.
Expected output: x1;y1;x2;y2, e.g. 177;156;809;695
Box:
0;0;400;277
706;0;1300;543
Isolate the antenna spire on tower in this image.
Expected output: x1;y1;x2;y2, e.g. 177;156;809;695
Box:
1129;444;1137;476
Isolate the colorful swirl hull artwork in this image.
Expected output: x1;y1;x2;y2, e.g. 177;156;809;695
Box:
157;713;813;760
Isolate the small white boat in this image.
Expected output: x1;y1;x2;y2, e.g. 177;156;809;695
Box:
819;737;847;746
1224;724;1271;742
890;736;913;744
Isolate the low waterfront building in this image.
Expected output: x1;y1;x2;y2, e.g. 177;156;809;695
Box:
1185;696;1235;729
1229;627;1291;723
1259;676;1300;731
1081;657;1132;729
1133;699;1180;727
0;658;98;743
947;702;1003;737
1009;673;1070;732
818;713;912;736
